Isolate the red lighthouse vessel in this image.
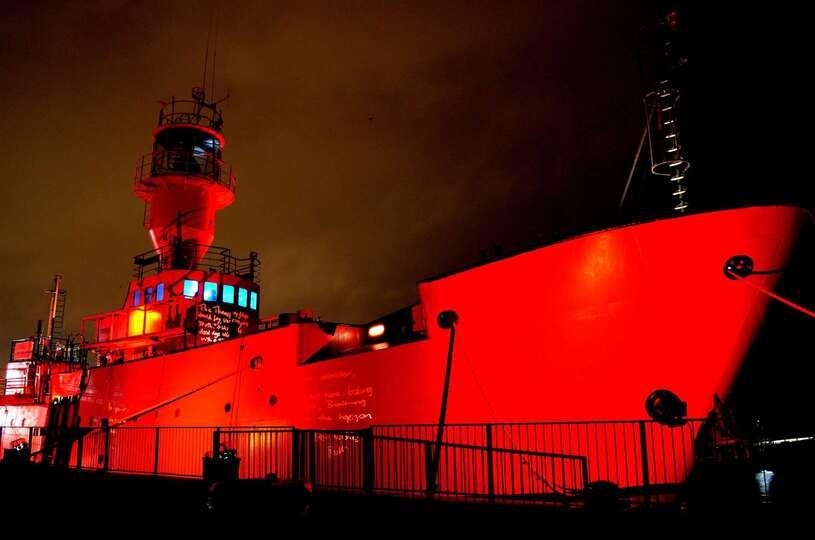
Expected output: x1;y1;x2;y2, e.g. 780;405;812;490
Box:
1;79;809;504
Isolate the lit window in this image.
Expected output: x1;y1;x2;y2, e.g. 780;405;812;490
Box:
128;308;162;336
145;287;153;304
368;323;385;338
250;291;258;310
222;285;235;304
183;280;199;298
203;282;218;302
156;283;165;301
133;289;141;306
238;288;248;308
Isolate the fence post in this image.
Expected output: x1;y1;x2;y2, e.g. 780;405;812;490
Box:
212;427;221;458
154;427;160;476
291;428;300;480
362;428;374;494
638;421;650;507
308;431;317;493
580;456;590;493
486;424;495;503
76;429;84;471
424;442;434;494
103;424;110;473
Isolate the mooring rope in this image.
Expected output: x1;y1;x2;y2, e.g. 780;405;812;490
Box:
726;269;815;320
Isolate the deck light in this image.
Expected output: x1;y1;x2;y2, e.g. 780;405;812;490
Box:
368;323;385;338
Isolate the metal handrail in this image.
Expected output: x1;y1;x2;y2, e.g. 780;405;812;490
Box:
132;244;260;281
158;98;223;131
0;376;29;395
134;150;236;192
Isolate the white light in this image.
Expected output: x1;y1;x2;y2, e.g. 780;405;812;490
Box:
368;323;385;338
762;436;814;445
755;469;774;497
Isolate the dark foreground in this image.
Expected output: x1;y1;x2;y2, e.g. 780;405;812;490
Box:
2;452;813;521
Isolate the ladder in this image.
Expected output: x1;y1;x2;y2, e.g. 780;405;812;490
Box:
45;275;67;339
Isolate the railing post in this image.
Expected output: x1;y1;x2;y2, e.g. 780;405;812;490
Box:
362;428;374;494
103;424;110;473
76;430;84;471
308;431;317;491
28;427;33;453
639;421;650;507
580;456;590;493
486;424;495;503
153;427;160;476
424;442;434;494
291;428;301;480
212;428;221;458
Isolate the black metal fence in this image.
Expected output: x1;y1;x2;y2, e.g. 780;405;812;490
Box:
1;420;707;505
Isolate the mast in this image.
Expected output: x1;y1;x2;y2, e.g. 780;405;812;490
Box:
44;274;65;340
620;6;691;214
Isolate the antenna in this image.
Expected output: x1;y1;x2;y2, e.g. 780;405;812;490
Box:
210;2;220;100
201;9;214;97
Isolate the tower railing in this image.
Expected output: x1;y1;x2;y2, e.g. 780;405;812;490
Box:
157;97;223;131
134;150;237;193
133;244;260;282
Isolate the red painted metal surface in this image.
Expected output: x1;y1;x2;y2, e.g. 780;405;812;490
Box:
24;204;802;487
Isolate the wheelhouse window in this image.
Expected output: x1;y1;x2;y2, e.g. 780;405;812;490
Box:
156;283;165;301
133;289;141;306
238;288;248;308
203;282;218;302
183;279;199;298
222;285;235;304
250;291;258;310
145;287;154;304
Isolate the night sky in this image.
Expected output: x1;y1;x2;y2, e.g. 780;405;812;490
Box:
0;0;811;401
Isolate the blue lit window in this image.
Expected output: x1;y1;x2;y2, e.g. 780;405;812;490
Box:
183;280;199;298
203;282;218;302
145;287;153;304
250;291;258;310
238;288;248;308
222;285;235;304
156;283;165;301
133;289;141;306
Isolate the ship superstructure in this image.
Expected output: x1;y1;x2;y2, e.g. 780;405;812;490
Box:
83;90;260;365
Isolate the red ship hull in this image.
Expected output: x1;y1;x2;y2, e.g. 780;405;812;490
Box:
38;205;808;485
3;204;807;490
60;205;807;427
